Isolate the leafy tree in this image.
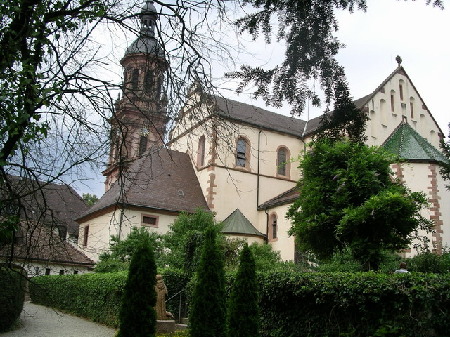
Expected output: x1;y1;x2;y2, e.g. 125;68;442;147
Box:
95;227;164;273
82;193;98;207
440;123;450;190
163;209;218;274
189;226;226;337
287;140;433;270
117;238;157;337
228;244;259;337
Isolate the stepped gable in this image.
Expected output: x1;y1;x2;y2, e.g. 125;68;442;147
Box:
257;187;299;211
221;209;265;237
382;122;448;164
213;96;323;139
78;148;209;221
353;65;443;136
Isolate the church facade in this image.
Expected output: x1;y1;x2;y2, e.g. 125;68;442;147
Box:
76;1;450;262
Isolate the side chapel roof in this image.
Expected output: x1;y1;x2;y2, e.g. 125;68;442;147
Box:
221;209;265;237
77;148;209;221
382;122;448;164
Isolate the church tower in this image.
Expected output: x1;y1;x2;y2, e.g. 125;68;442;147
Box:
103;1;168;191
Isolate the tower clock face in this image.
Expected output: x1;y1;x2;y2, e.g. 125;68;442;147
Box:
141;126;149;136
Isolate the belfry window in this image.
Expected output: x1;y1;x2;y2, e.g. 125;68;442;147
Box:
197;135;206;167
131;69;139;90
144;71;154;94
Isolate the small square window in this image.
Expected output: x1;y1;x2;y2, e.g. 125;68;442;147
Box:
59;270;65;275
45;268;51;275
142;215;158;227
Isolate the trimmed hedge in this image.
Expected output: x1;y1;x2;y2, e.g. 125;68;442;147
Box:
30;270;450;336
258;272;450;337
0;266;26;332
29;268;189;328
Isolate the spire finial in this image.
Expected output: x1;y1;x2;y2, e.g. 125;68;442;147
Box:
396;55;402;66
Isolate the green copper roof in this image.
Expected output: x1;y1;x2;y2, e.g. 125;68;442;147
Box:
382;122;448;164
221;209;265;237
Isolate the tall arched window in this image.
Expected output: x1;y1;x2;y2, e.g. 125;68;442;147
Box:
276;146;290;177
138;135;148;156
197;135;206;167
399;80;405;101
410;97;415;119
236;137;249;168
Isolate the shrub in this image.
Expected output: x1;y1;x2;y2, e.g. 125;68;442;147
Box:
189;226;226;337
117;240;157;337
258;271;450;337
408;251;449;273
0;265;26;332
228;244;259;337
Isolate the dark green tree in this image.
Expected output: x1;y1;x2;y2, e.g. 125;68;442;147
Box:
228;244;259;337
189;226;226;337
117;238;157;337
287;140;433;270
82;193;98;207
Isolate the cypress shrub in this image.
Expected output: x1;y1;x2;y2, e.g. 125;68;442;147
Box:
117;240;157;337
0;266;26;332
228;244;259;337
189;226;226;337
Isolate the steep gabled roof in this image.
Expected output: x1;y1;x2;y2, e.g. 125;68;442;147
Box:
78;148;208;221
258;187;299;211
213;96;322;139
1;177;88;238
221;209;265;237
382;122;448;164
0;222;94;267
353;65;443;135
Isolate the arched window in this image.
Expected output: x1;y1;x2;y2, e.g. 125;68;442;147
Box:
236;137;249;168
197;135;206;167
390;90;395;112
277;146;290;177
138;135;148;156
269;213;278;241
399;80;405;101
410;97;415;119
144;70;154;94
131;69;139;90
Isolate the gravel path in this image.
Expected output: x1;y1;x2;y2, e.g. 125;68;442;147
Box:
1;302;116;337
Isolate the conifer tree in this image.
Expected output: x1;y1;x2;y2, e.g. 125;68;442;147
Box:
228;243;259;337
189;226;226;337
118;239;157;337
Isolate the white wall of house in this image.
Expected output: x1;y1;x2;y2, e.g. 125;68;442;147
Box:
78;208;178;262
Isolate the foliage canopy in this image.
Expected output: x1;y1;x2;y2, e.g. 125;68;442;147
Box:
288;140;433;270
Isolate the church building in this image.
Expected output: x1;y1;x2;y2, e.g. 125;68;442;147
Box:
76;1;450;262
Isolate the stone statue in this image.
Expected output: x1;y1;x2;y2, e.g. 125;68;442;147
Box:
154;274;173;320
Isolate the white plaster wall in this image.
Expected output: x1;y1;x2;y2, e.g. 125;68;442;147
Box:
0;259;91;278
364;73;442;148
436;169;450;250
78;208;177;262
257;204;296;261
400;163;434;257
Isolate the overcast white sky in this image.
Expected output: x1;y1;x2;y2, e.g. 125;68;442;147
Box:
76;0;450;197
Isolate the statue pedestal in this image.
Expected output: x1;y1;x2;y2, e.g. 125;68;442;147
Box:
156;320;176;334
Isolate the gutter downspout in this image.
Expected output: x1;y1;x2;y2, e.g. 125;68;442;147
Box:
257;130;262;208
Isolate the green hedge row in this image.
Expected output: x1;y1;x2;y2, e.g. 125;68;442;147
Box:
29;268;189;327
30;270;450;336
258;272;450;337
0;266;26;332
